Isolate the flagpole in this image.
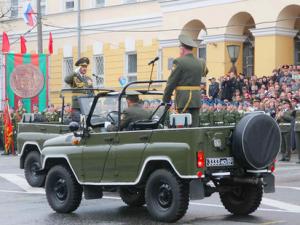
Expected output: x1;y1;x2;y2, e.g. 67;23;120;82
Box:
77;0;81;59
37;0;43;53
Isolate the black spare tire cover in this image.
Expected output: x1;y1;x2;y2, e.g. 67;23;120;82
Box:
232;113;281;170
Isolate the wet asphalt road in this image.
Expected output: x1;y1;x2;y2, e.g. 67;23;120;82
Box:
0;153;300;225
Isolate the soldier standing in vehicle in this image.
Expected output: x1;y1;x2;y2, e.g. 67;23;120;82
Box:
163;34;208;127
64;57;93;89
277;99;293;161
64;57;94;122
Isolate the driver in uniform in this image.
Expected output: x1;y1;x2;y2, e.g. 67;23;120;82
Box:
107;93;150;131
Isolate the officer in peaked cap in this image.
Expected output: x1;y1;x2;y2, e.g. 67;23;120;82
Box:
64;57;94;120
163;34;209;127
65;57;93;89
75;57;90;67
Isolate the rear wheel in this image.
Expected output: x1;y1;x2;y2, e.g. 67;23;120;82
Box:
220;183;263;215
24;151;45;187
119;187;145;207
145;169;189;223
45;165;82;213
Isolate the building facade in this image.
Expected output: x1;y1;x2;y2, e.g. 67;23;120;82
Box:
0;0;299;105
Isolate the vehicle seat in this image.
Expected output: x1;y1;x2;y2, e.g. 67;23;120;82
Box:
128;120;159;130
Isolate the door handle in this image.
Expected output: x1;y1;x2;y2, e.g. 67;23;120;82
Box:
139;135;149;141
40;128;46;131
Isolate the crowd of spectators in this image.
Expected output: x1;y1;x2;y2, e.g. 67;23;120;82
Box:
204;65;300;115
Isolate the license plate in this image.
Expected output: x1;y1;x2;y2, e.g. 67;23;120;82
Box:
206;157;234;167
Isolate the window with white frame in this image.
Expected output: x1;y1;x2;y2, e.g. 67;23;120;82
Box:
10;0;19;18
95;0;105;7
65;0;74;11
93;55;104;87
126;52;137;82
41;0;46;15
63;57;74;87
198;45;207;61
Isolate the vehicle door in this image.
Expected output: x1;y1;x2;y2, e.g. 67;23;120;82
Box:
82;130;117;183
101;130;152;183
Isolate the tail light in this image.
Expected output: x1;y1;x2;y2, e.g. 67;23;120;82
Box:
197;151;205;168
271;159;276;173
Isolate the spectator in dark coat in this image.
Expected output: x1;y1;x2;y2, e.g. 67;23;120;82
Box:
208;77;219;100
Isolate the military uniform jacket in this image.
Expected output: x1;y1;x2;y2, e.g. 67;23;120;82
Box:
213;110;225;125
199;111;212;126
224;112;236;125
294;110;300;132
278;110;293;133
65;71;93;89
163;54;208;109
120;103;151;130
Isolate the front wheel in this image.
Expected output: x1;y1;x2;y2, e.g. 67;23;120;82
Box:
45;165;82;213
219;183;263;215
145;169;189;223
24;151;45;187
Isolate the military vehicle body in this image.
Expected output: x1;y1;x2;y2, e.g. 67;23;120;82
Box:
38;80;281;223
17;88;113;187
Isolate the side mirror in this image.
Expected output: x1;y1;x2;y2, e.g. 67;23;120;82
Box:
69;122;79;132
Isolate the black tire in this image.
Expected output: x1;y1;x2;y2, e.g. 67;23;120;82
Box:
45;165;82;213
145;169;189;223
220;183;263;215
24;151;45;187
119;187;145;207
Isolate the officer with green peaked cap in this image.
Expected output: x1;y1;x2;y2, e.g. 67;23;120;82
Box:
163;34;208;127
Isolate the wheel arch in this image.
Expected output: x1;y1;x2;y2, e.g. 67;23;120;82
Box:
20;142;42;169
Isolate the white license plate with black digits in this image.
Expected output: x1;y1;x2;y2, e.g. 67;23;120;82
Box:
206;157;234;167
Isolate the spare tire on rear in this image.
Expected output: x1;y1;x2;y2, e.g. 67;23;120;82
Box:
232;113;281;169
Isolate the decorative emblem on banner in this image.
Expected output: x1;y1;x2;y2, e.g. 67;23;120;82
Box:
10;64;44;98
119;76;128;87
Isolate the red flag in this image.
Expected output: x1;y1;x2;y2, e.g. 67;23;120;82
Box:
2;32;10;52
3;100;14;154
20;35;27;54
48;32;53;54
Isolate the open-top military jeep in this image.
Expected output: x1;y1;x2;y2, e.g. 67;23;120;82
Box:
17;88;113;187
39;80;281;223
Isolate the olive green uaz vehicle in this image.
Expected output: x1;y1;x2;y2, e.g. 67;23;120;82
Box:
39;80;280;223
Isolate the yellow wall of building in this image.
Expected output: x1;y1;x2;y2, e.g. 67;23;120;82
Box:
275;35;295;68
255;35;295;76
255;36;277;76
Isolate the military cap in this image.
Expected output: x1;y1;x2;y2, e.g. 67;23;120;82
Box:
178;34;198;48
75;57;90;67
